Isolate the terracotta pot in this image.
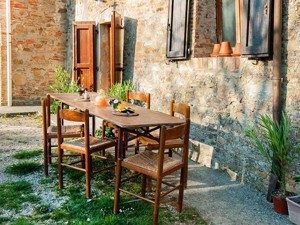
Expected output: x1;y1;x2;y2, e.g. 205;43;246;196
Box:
232;43;241;56
218;41;233;57
272;195;288;215
210;43;221;57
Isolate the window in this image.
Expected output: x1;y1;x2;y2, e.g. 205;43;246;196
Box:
216;0;242;47
166;0;190;60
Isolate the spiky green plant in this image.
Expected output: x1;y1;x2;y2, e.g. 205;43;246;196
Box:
294;175;300;182
245;113;300;195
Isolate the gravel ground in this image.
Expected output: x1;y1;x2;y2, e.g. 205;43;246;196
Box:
0;114;293;225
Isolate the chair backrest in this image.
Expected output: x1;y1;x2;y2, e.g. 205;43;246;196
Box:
57;106;90;150
157;121;190;173
41;95;52;141
126;90;151;109
169;100;190;139
170;100;190;120
41;95;51;129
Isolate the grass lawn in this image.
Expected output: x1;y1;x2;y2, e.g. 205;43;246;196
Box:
0;149;207;225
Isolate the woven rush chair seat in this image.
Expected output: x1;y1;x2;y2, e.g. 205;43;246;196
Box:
61;136;115;153
47;125;83;138
123;151;183;175
42;94;84;176
138;136;184;150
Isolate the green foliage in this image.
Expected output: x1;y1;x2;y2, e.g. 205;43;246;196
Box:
48;66;79;93
108;80;134;101
294;175;300;182
48;66;79;113
12;149;42;159
11;218;35;225
95;126;115;138
245;113;300;195
5;162;41;175
0;181;40;211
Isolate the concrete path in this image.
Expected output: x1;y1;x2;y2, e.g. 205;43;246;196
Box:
0;106;42;116
0;106;293;225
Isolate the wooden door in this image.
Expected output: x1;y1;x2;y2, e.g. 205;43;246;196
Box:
110;11;123;87
73;22;96;91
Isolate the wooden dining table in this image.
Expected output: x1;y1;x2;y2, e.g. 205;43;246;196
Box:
49;93;186;160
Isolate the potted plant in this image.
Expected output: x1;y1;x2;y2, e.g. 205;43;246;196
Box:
286;175;300;224
245;113;300;214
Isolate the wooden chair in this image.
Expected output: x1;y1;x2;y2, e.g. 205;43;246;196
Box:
135;100;190;186
102;90;150;153
113;121;190;225
57;106;116;198
42;94;84;176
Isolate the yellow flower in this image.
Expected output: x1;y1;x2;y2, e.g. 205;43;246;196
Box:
99;89;105;96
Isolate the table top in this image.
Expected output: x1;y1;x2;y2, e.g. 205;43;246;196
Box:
49;93;185;129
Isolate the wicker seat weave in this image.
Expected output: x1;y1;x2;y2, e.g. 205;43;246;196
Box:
47;125;83;138
123;151;183;174
61;136;115;153
138;136;184;149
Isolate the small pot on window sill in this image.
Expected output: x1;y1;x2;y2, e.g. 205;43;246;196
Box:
218;41;233;57
232;43;241;56
210;43;221;57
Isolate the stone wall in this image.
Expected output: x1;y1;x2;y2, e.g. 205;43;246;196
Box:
0;0;74;106
73;0;300;193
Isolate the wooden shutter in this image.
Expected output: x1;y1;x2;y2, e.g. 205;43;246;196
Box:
166;0;190;60
241;0;273;58
73;22;96;91
111;11;123;86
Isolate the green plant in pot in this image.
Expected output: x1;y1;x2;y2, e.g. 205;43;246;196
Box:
245;112;300;214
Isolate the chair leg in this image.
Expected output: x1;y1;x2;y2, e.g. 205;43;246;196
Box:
58;147;63;189
48;139;52;164
184;162;188;188
113;160;122;214
85;154;91;198
177;168;185;213
81;154;86;168
141;174;147;197
43;138;48;176
134;139;139;154
168;148;172;157
153;177;162;225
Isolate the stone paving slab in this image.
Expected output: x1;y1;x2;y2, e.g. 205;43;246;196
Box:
0;106;42;116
